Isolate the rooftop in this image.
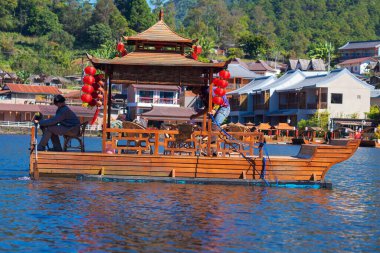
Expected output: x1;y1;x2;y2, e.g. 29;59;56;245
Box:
2;83;61;95
124;11;193;45
339;40;380;50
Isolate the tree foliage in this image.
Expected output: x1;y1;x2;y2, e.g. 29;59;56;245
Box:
297;111;330;131
0;0;379;78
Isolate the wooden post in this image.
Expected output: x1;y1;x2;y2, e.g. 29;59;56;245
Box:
102;68;110;152
207;69;214;156
154;132;159;155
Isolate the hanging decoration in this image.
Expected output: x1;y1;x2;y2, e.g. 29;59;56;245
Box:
81;65;106;125
191;45;202;60
211;69;230;106
116;41;128;57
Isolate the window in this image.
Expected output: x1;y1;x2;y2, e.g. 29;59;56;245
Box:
138;90;154;103
357;95;361;99
159;91;175;104
331;93;343;104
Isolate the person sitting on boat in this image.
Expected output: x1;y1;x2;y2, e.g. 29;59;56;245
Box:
35;95;80;151
190;86;230;127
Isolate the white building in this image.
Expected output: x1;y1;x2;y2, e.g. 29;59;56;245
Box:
227;69;372;125
338;57;377;75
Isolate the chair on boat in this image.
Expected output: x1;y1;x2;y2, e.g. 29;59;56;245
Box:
63;121;88;152
116;121;151;155
164;123;196;156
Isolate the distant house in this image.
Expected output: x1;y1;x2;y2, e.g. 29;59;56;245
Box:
227;76;277;123
0;70;18;84
0;103;95;123
250;69;373;125
226;63;260;90
288;59;326;71
247;60;279;76
338;57;377;75
0;83;61;104
339;40;380;61
28;75;71;88
125;84;180;121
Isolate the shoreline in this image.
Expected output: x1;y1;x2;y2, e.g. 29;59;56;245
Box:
0;127;101;137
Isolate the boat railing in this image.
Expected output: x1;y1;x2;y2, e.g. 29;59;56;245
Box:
104;128;264;157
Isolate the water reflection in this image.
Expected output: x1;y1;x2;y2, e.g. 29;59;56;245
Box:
0;135;378;252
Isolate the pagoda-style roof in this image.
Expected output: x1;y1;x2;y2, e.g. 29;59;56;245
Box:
275;123;295;131
124;11;194;46
88;52;226;68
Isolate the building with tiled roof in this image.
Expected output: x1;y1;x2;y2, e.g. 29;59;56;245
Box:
0;103;95;123
0;83;61;104
339;40;380;61
338;57;377;75
247;60;278;76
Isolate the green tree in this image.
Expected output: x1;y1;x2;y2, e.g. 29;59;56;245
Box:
297;111;330;132
307;41;335;64
239;34;271;59
227;48;244;59
0;0;18;30
366;105;380;121
86;24;113;48
115;0;155;32
25;6;62;36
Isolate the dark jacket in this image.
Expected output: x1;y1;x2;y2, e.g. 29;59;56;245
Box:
39;105;80;128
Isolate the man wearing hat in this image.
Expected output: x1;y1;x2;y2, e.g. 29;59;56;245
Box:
35;94;80;151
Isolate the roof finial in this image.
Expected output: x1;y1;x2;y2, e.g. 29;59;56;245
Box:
159;9;164;21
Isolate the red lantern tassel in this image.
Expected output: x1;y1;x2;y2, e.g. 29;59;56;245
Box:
90;107;100;125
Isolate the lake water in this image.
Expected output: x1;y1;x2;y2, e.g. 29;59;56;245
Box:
0;134;378;252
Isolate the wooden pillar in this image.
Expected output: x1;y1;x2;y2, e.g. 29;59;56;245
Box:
207;69;214;156
318;88;322;109
102;67;110;152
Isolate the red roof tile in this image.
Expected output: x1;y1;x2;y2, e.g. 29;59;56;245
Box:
3;84;61;95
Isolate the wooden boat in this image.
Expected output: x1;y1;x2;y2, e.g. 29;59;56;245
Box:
359;139;376;147
28;11;360;187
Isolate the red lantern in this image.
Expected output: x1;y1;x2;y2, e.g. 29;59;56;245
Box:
81;93;92;103
83;75;95;85
98;80;104;87
95;74;104;82
88;99;97;107
81;84;94;94
84;66;96;76
191;52;198;60
92;82;100;90
121;50;128;57
218;80;228;88
224;71;231;79
117;42;125;52
214;87;226;97
196;45;202;55
212;78;220;85
219;70;231;80
91;91;99;99
212;96;223;105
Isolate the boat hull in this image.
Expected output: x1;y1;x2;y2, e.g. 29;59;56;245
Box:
30;139;359;183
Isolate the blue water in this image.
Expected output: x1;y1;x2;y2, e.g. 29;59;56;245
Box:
0;134;379;252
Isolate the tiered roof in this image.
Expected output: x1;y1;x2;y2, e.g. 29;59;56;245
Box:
124;15;194;45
